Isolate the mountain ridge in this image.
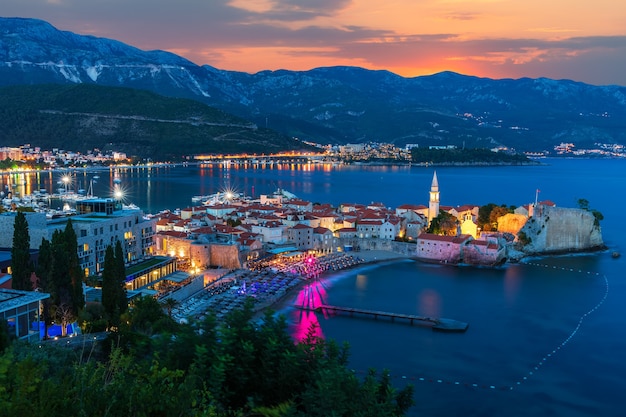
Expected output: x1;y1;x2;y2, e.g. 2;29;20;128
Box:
2;17;625;153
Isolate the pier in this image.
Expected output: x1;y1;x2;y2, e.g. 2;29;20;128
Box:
301;304;468;332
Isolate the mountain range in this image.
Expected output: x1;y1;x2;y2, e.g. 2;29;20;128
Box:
1;17;626;155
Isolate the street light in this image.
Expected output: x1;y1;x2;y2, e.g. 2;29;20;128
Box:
113;186;123;200
61;175;70;193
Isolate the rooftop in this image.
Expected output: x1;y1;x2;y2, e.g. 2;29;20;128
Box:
125;256;172;276
0;288;50;313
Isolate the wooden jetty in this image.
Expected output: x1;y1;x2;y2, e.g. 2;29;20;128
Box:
299;304;468;332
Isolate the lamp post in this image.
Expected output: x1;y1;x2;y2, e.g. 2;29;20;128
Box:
113;186;124;210
62;175;70;193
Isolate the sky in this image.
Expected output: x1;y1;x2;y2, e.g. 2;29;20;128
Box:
4;0;626;86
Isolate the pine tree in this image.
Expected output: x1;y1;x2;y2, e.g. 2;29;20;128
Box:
114;240;128;315
11;211;33;291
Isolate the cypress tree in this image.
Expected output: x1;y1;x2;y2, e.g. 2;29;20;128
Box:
101;245;118;327
11;211;33;291
36;238;53;339
0;319;10;352
114;240;128;315
63;219;85;315
50;229;73;336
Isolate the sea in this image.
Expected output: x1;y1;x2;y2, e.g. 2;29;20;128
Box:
2;158;625;416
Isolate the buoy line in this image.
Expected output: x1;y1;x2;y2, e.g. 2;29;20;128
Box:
509;263;609;390
347;262;609;392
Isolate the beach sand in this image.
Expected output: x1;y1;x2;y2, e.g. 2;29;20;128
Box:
257;250;410;318
175;250;411;322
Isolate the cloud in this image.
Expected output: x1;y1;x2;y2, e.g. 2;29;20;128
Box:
230;0;353;21
2;0;626;85
444;12;480;21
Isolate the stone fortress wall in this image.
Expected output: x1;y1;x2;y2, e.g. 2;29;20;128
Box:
517;205;604;254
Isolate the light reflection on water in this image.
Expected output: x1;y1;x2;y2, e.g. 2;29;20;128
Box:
3;159;625;416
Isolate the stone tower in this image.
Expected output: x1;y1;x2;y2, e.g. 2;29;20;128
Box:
428;171;440;225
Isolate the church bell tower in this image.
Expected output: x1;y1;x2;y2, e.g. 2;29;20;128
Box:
428;171;440;225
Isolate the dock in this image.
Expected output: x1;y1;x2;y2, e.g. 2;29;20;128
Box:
299;304;468;332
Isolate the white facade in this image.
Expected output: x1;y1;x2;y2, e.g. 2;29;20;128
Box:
287;224;313;250
50;208;156;276
0;201;156;277
251;222;286;244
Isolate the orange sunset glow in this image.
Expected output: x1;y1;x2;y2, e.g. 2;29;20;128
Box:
3;0;626;85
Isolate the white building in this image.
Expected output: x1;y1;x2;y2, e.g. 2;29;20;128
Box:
287;223;313;250
428;171;440;225
0;198;156;277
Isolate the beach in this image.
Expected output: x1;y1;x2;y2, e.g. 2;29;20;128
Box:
171;250;410;323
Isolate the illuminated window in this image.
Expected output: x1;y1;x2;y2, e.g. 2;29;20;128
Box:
83;243;89;252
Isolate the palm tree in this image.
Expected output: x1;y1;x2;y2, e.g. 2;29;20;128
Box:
161;297;180;318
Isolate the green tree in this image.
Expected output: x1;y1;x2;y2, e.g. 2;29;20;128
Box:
49;230;74;336
0;299;416;417
160;297;179;319
489;206;511;230
63;219;85;315
128;295;169;334
477;203;497;230
0;320;10;353
427;210;457;236
577;198;604;227
101;245;119;328
35;238;53;340
10;212;33;291
591;209;604;227
226;217;242;227
114;241;128;315
577;198;590;210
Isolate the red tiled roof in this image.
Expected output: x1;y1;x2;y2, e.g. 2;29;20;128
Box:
191;226;214;234
417;233;472;244
396;204;427;210
455;204;478;212
158;231;189;238
358;220;383;226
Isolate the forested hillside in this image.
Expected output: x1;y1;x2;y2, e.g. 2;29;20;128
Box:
0;84;307;160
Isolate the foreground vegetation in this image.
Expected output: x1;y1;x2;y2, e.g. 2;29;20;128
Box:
0;297;414;417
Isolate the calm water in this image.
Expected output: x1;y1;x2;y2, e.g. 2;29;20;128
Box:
3;158;625;416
